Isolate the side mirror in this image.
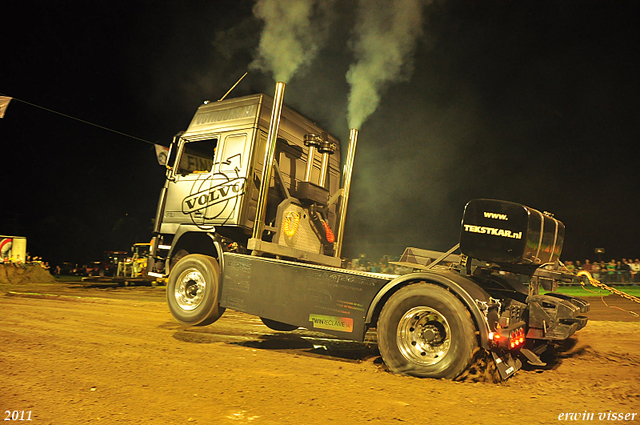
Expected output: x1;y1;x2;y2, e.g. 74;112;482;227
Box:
165;133;183;181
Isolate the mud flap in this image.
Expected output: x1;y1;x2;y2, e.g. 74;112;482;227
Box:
491;351;522;380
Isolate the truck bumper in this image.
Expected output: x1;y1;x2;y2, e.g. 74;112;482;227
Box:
526;293;590;341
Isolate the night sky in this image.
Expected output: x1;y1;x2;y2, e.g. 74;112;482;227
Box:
2;0;639;267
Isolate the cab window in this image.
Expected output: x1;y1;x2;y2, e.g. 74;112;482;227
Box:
178;138;217;175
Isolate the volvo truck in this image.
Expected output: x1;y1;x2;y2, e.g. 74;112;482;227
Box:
148;83;588;380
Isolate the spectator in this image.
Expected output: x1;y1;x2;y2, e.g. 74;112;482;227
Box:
606;260;617;283
370;262;381;273
621;259;631;283
381;261;395;274
630;259;640;284
13;255;27;270
592;261;601;281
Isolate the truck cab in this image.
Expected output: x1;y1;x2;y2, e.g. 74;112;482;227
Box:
149;92;343;275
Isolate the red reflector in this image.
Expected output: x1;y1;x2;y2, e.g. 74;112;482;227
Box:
322;220;335;243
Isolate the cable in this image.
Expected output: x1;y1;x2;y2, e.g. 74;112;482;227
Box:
0;93;159;146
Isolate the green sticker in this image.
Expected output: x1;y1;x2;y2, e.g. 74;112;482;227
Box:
309;314;353;332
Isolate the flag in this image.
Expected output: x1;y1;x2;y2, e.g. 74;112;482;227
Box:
0;96;12;118
155;144;169;165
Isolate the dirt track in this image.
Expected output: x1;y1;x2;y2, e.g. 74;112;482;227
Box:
1;281;640;424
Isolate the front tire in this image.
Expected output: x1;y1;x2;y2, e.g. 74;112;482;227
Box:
167;254;225;326
377;282;477;379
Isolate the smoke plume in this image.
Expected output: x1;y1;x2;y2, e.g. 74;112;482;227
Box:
347;0;428;129
251;0;335;83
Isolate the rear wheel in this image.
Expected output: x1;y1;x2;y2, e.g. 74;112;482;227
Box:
167;254;225;326
377;282;477;379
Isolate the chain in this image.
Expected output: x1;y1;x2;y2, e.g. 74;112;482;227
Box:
576;270;640;317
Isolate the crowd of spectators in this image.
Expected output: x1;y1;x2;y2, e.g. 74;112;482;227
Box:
1;253;50;271
344;254;640;285
344;256;415;275
563;258;640;284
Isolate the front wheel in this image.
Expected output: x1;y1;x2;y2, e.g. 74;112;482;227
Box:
377;282;477;379
167;254;225;326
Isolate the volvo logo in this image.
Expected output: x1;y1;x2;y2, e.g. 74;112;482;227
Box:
182;177;246;214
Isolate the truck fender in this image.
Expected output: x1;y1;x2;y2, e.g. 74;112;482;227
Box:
169;225;211;254
166;227;224;274
365;270;492;349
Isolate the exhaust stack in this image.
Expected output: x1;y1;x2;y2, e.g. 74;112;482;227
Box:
318;136;336;188
303;132;335;188
335;128;359;258
252;81;286;241
303;133;321;183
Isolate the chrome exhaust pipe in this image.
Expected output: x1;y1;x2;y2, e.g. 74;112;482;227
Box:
318;135;335;188
252;81;286;241
303;133;321;182
335;128;358;258
303;132;335;188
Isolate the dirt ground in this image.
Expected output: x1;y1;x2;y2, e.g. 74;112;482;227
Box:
1;280;640;424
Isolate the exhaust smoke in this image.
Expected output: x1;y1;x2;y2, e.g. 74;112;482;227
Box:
347;0;428;129
251;0;335;83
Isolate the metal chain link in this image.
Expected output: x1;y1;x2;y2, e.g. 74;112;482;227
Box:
576;270;640;317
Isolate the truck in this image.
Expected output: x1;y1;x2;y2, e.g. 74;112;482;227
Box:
101;250;129;276
116;242;151;279
1;235;27;264
83;245;155;285
147;82;589;380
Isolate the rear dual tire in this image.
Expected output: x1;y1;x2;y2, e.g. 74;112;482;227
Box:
377;282;477;379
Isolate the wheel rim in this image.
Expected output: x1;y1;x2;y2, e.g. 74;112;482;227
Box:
397;306;451;366
174;268;206;311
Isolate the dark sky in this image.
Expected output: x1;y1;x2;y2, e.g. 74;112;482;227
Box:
2;0;639;266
